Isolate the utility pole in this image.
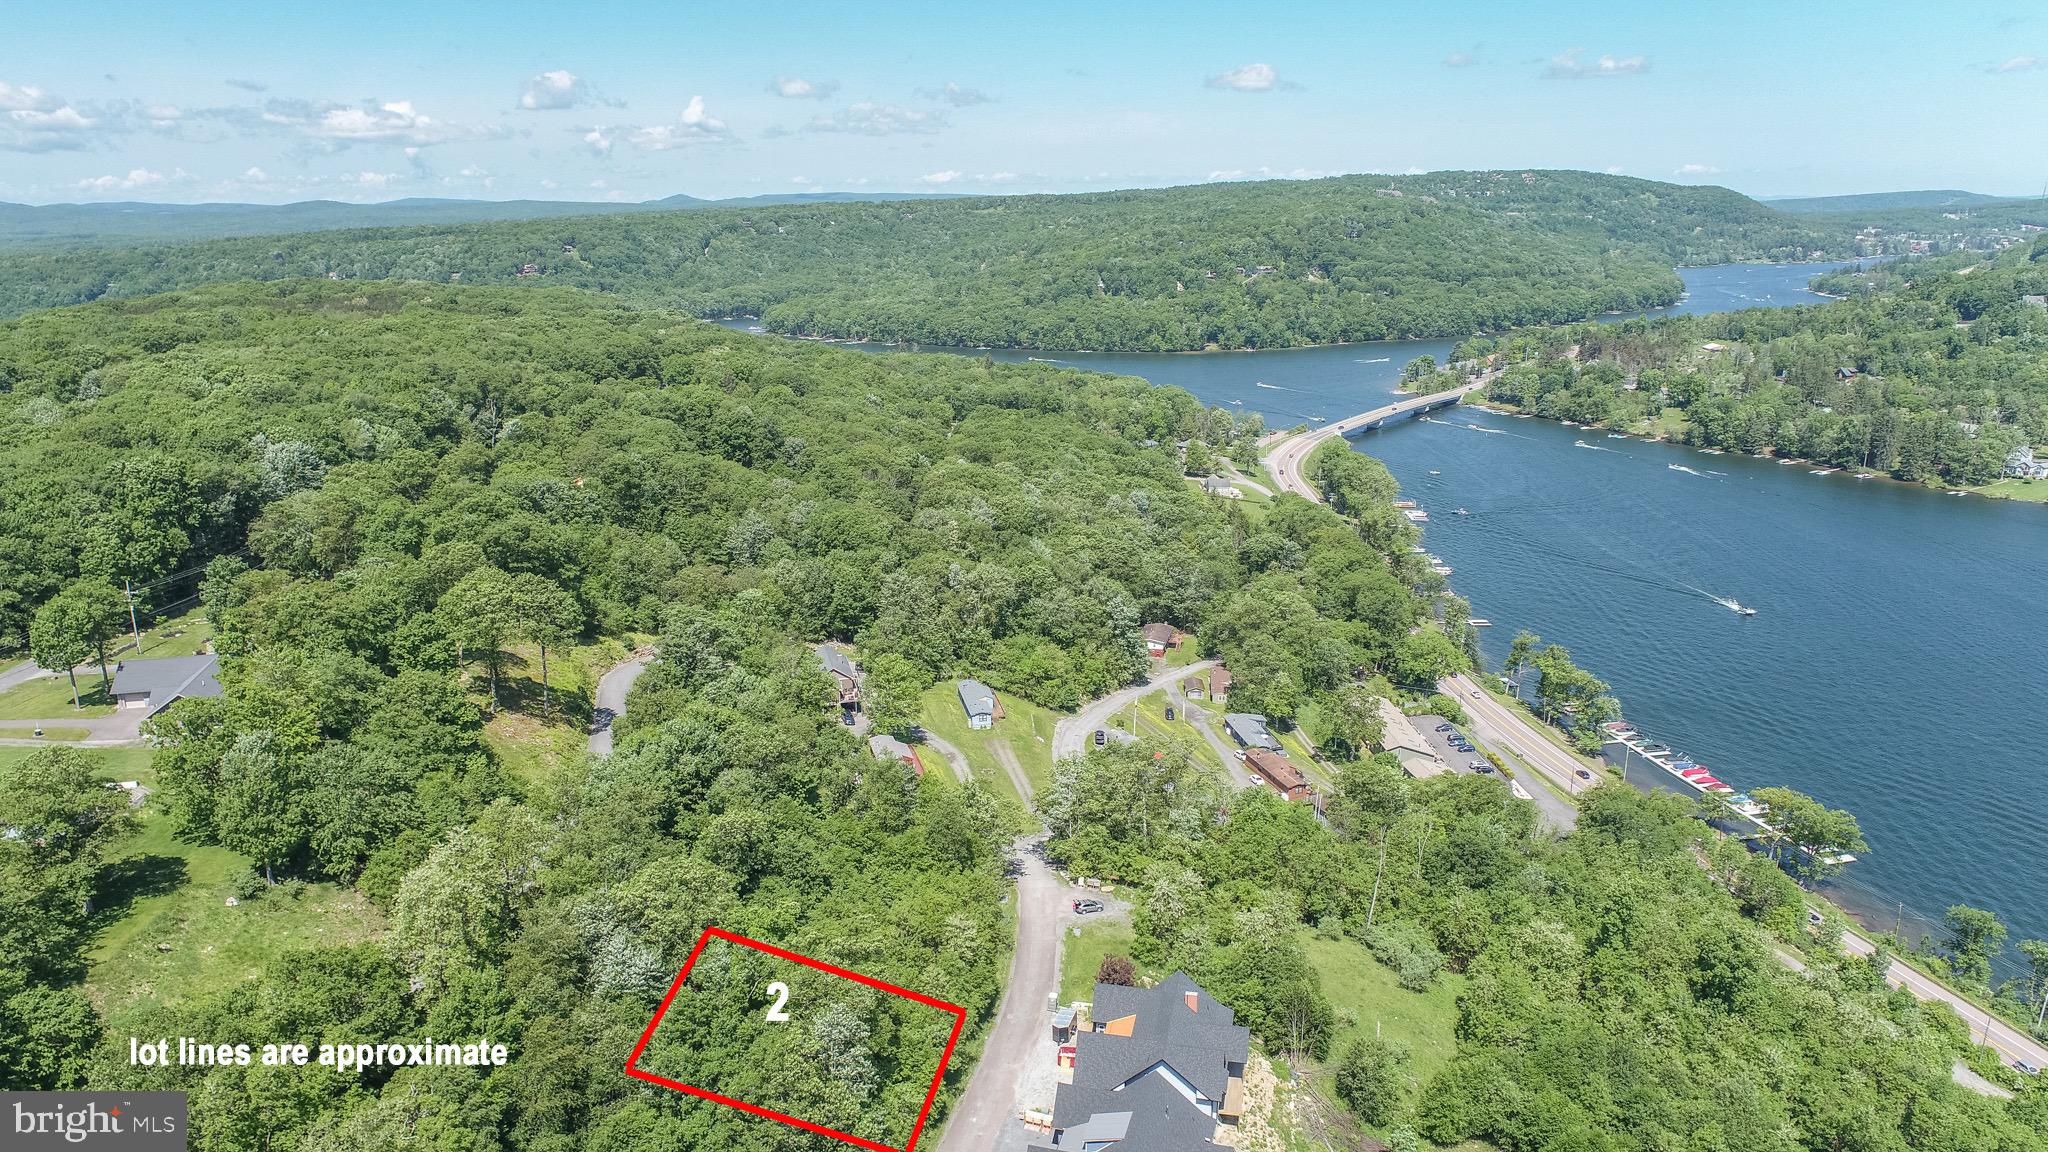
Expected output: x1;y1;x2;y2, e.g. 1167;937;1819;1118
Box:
125;578;144;654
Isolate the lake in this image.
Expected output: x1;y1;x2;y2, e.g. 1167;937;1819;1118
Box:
719;260;2048;959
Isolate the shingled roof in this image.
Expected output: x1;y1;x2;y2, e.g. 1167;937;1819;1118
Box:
110;654;222;715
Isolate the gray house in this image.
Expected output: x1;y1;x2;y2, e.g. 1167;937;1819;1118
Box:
1222;713;1279;752
110;654;222;716
957;679;997;730
1029;973;1248;1152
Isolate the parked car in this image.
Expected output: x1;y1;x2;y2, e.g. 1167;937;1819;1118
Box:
840;710;856;726
1434;723;1454;733
1165;706;1176;721
589;707;617;733
1469;760;1490;773
1093;729;1107;747
1072;898;1104;915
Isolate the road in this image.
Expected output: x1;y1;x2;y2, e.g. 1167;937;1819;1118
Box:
586;653;650;757
1442;672;1599;805
921;732;975;784
1051;659;1218;762
1841;929;2048;1071
937;837;1070;1152
1412;710;1575;833
1261;379;1484;499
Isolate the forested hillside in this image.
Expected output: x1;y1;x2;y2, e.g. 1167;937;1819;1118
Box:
1460;235;2048;485
0;172;1850;349
0;279;1418;1148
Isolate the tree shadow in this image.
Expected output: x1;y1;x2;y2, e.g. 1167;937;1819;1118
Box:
91;852;190;925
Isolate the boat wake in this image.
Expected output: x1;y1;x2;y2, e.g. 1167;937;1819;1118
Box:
1355;357;1391;363
1684;585;1758;616
1026;356;1065;363
1667;463;1726;478
1574;439;1622;453
1254;381;1293;391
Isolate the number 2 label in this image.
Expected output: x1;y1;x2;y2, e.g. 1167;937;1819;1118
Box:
764;981;791;1022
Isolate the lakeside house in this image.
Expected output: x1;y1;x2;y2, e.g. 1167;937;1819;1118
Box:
1030;973;1248;1152
958;679;998;730
2003;445;2048;480
816;644;862;708
867;733;924;775
1376;697;1447;778
1222;713;1281;753
1141;623;1185;658
111;654;222;716
1244;748;1314;802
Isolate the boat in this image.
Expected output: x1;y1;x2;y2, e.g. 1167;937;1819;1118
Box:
1809;468;1835;475
1428;469;1441;475
1402;509;1430;522
1431;564;1453;575
1311;415;1327;422
1699;448;1723;455
1468;618;1492;627
1453;507;1470;515
1607;433;1629;440
1856;472;1875;479
1228;399;1243;406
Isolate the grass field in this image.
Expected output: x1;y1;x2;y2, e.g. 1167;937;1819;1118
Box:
0;742;384;1028
1059;920;1148;1006
0;744;154;779
915;680;1059;811
0;671;116;720
0;725;93;740
1974;476;2048;502
86;800;384;1026
1299;930;1462;1106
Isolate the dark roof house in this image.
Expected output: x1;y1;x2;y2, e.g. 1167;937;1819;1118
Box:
1222;713;1279;751
110;654;222;716
1030;973;1249;1152
816;645;861;706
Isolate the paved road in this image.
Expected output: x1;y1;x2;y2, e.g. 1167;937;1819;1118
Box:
1051;658;1220;761
0;659;47;694
1841;929;2048;1071
586;654;650;757
938;837;1062;1152
1413;712;1575;833
922;733;975;784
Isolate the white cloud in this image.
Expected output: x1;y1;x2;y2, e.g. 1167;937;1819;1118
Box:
241;97;501;146
581;125;613;156
1443;52;1477;68
1605;164;1625;174
341;171;406;188
1986;55;2040;73
2;80;104;152
769;75;839;99
626;95;732;149
519;69;589;110
987;171;1017;182
919;170;963;184
76;167;186;193
921;82;994;106
1206;165;1330;182
241;166;270;182
789;175;813;185
1206;63;1279;91
1544;49;1649;79
1674;163;1720;176
804;101;946;135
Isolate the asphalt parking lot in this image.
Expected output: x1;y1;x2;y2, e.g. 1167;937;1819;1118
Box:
1412;713;1489;775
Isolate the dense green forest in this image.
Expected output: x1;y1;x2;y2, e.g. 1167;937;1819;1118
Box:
1459;235;2048;485
0;279;1423;1148
0;172;1856;350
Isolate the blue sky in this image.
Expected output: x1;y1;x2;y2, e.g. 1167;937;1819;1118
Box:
4;0;2044;204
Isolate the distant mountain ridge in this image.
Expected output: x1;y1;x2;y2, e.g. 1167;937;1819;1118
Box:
1764;189;2027;214
0;191;966;249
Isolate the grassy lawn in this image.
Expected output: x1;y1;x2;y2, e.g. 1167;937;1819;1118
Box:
470;634;644;793
87;804;384;1026
1059;920;1148;1006
1300;929;1462;1106
1105;689;1228;775
915;680;1058;812
1974;477;2048;503
123;609;215;660
482;713;588;795
0;725;92;740
23;743;389;1028
0;671;116;720
0;744;154;780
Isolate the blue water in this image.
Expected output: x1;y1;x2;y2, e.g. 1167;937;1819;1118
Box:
717;260;2047;956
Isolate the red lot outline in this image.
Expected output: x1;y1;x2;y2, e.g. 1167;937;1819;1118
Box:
624;926;968;1152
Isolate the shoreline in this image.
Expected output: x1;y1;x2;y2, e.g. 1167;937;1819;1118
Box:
1464;398;2044;506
